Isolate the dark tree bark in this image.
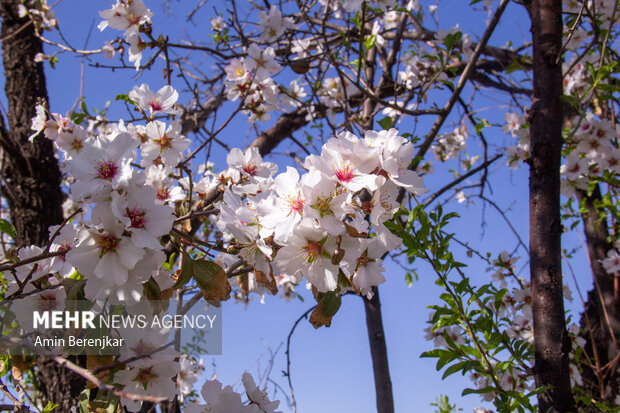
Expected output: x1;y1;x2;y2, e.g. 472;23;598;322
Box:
0;0;63;246
529;0;576;411
0;1;83;410
363;288;395;413
576;187;620;404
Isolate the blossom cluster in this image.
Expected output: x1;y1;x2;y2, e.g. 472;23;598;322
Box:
98;0;153;69
224;43;307;122
22;84;193;410
214;128;427;299
186;372;281;413
19;81;427;407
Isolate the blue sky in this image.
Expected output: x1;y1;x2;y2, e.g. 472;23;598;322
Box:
0;0;597;411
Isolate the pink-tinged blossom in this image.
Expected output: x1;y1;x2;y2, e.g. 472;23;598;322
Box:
48;223;79;278
225;147;277;185
141;120;190;168
15;245;55;282
102;42;115;59
125;31;145;69
66;132;137;201
244;44;282;81
376;128;427;195
66;217;146;289
601;249;620;275
259;166;307;242
115;361;179;412
303;169;350;236
111;185;175;249
366;180;400;228
280;79;307;109
305;133;381;192
177;356;203;402
258;6;295;42
502;112;525;136
340;237;387;297
12;288;66;332
217;191;274;275
383;11;400;29
29;104;46;142
560;153;589;180
432;124;468;161
98;0;152;35
56;124;89;157
489;250;519;287
506;314;534;342
185;379;261;413
225;58;251;83
242;372;282;413
129;84;182;117
145;165;186;204
211;16;226;31
275;219;339;292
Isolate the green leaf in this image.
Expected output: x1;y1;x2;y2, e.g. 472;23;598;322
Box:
309;291;342;328
80;99;90;116
364;34;377;51
71;112;86;124
0;219;17;240
442;360;472;379
320;291;342;317
377;116;393;131
173;251;194;289
405;272;414;287
43;402;59;412
115;93;136;104
462;386;496;396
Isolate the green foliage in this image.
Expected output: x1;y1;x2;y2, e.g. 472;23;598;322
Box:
390;206;540;412
430;395;462;412
0;219;17;240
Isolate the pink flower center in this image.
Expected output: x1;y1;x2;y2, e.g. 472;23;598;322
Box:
37;294;60;311
96;160;118;180
156;187;170;201
125;208;147;228
149;99;163;112
72;139;84;152
98;234;120;255
134;367;158;387
57;244;71;261
287;195;305;215
304;241;322;262
127;14;141;27
156;135;172;149
243;164;258;176
334;161;355;183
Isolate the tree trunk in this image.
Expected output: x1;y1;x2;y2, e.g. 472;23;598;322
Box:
529;0;575;411
363;287;395;413
576;187;620;404
0;1;83;410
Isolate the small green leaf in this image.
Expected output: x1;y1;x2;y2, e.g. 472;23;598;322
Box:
115;94;136;104
0;219;17;240
320;291;342;317
43;402;59;412
377;116;393;131
364;34;377;51
173;251;194;289
462;386;496;396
